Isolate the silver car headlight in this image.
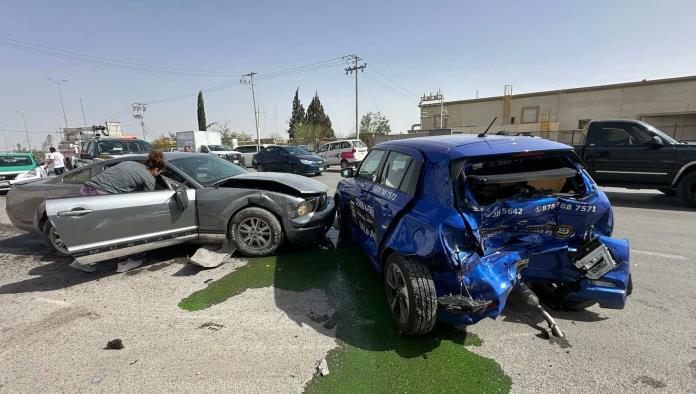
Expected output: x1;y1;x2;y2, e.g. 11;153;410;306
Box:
300;159;315;165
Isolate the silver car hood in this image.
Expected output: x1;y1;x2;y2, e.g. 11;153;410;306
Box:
226;172;328;194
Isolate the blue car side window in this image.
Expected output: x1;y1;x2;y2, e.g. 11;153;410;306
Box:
357;150;386;182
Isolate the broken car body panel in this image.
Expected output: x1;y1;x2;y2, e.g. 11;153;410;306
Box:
336;135;630;328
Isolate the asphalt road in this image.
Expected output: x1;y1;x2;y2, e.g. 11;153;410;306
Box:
0;173;695;392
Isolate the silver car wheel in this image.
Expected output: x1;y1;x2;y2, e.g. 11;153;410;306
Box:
385;263;409;324
47;224;69;254
238;217;272;250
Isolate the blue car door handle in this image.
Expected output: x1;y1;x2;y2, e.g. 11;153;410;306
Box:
57;208;93;217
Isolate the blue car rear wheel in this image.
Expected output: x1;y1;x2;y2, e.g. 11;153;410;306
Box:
384;254;437;335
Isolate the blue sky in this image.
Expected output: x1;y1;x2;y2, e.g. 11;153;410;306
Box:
1;0;695;149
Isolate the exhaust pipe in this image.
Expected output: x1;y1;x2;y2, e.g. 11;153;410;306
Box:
514;282;564;338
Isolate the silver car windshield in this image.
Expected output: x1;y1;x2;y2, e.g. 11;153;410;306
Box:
169;155;246;186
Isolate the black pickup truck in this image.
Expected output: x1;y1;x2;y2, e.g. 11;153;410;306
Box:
573;119;696;206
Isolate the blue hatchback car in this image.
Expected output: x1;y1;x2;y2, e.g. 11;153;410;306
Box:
335;135;631;335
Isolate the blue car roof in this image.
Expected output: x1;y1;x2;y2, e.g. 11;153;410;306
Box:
375;135;573;161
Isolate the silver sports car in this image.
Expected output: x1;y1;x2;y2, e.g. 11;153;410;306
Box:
5;153;335;264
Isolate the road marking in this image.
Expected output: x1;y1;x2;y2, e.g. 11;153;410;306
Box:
632;250;688;261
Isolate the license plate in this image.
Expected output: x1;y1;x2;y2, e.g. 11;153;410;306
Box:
233;160;239;164
0;181;9;187
573;243;617;280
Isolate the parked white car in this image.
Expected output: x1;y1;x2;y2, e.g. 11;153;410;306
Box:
316;140;368;168
235;144;275;167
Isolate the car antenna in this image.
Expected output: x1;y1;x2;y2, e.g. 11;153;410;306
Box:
478;117;497;138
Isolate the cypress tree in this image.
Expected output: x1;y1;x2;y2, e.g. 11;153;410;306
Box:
306;92;334;139
288;88;306;138
197;91;207;131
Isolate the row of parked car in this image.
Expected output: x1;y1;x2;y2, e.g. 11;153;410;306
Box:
246;139;368;176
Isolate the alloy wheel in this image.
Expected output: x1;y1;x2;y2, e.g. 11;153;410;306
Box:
238;217;272;250
49;225;68;254
385;263;410;324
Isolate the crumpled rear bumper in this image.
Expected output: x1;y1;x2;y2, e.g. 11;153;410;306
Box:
433;234;630;326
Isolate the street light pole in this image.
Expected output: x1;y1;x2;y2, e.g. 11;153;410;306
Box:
47;77;68;128
16;111;31;150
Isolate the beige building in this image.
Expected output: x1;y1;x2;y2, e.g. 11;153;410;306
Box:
419;75;696;143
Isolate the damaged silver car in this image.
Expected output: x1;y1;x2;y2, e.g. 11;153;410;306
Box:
6;153;335;263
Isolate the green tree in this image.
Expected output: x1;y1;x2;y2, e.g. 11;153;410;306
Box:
359;112;391;136
305;92;334;139
209;121;253;145
197;91;207;131
288;88;305;138
151;135;176;149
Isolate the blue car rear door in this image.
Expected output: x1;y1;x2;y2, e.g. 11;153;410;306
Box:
368;148;422;260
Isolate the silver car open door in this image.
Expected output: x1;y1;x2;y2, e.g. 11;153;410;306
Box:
46;187;197;264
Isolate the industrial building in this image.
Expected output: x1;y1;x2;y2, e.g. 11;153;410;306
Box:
419;75;696;143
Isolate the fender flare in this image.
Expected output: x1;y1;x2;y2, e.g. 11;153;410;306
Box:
671;161;696;187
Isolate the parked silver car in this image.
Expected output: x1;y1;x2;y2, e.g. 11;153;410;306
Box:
5;153;335;264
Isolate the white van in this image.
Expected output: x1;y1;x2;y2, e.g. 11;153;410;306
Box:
235;144;275;167
316;140;368;168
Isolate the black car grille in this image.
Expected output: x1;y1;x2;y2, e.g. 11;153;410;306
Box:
224;153;242;161
0;174;18;180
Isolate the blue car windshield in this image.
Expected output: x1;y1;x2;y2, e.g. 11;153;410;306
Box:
169;155;246;186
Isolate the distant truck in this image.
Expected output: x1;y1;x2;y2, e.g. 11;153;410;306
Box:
573;119;696;206
176;131;243;165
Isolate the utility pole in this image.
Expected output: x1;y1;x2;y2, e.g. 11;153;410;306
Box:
345;55;366;139
80;98;87;126
241;72;260;151
131;103;148;140
16;111;31;150
47;77;69;128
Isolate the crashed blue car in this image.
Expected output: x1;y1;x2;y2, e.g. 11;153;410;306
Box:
335;135;630;335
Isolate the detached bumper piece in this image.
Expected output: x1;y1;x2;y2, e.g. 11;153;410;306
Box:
570;239;617;280
565;236;630;309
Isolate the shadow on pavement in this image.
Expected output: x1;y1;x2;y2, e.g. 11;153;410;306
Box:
0;240;198;294
604;190;694;212
271;230;478;358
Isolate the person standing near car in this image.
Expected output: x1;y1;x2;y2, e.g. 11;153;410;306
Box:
45;147;66;175
71;150;166;273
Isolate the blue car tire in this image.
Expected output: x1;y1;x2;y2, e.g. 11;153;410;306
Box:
384;254;437;335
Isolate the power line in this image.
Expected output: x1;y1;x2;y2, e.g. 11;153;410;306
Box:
363;72;415;102
368;65;419;97
98;56;350;117
0;36;244;77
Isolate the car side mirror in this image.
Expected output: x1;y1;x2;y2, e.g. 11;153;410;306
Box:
341;167;355;178
646;135;663;148
174;183;189;210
